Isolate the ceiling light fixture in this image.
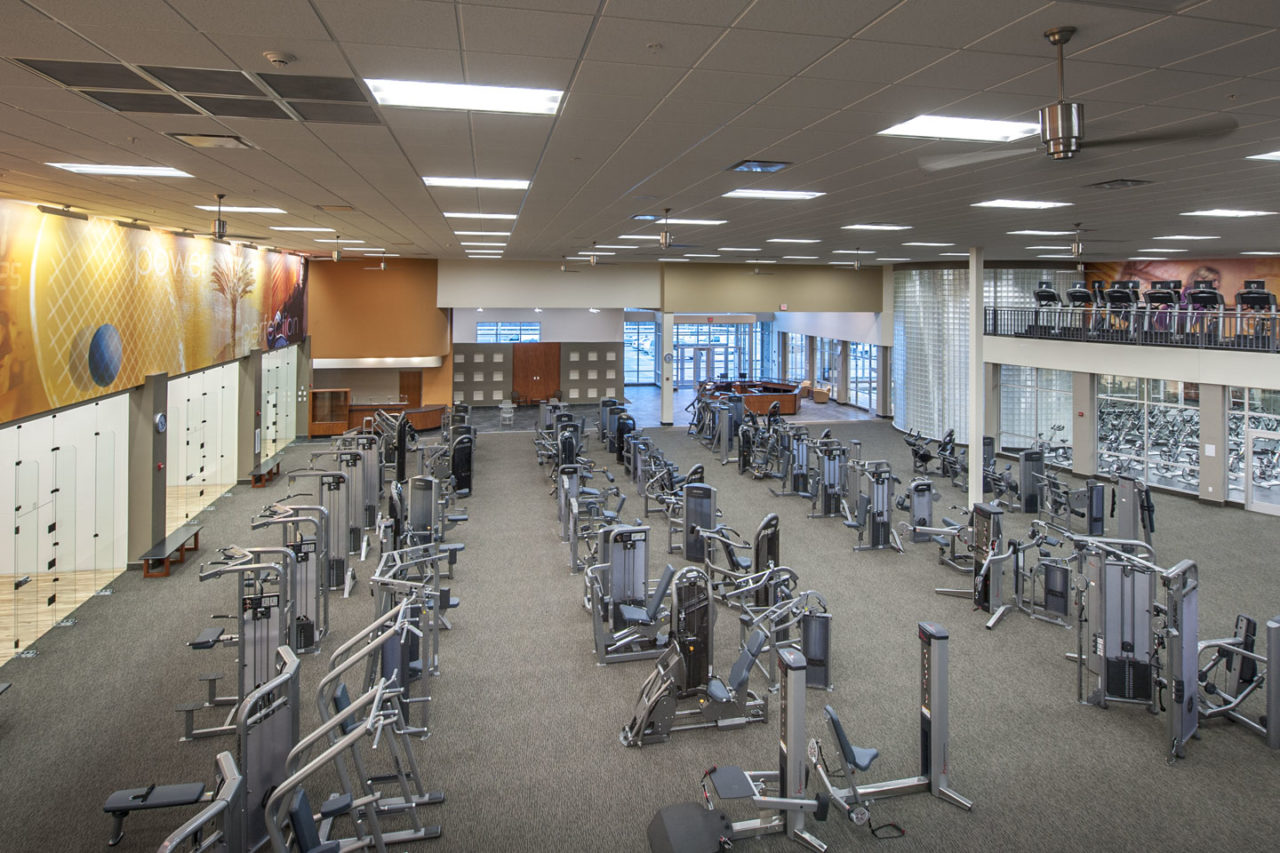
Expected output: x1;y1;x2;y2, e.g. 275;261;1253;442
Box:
1180;209;1276;217
843;223;912;231
444;212;518;220
1038;254;1076;259
453;230;511;237
684;254;720;258
588;308;601;313
315;238;366;244
767;238;820;244
782;256;819;260
167;133;252;149
533;308;543;312
876;257;910;262
831;249;876;255
728;159;791;173
48;162;192;177
364;78;563;115
658;257;689;262
1026;245;1072;250
423;177;529;190
1245;151;1280;161
973;199;1073;209
1129;256;1167;261
1153;234;1219;240
1138;248;1187;253
271;226;335;232
593;244;634;249
939;252;970;257
618;234;662;240
1241;251;1280;256
878;114;1040;142
460;241;507;247
903;241;955;247
1009;229;1075;236
195;204;285;213
718;247;762;252
723;189;825;200
631;215;727;225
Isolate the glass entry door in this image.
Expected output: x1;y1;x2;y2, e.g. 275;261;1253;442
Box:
1245;429;1280;516
675;345;738;388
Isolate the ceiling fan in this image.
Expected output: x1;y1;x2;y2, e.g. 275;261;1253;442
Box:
560;255;582;273
209;193;266;240
919;26;1238;172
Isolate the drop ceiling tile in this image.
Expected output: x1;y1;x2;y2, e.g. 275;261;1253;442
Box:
1168;31;1280;77
464;0;600;12
570;61;687;98
142;67;263;96
343;44;463;81
1082;68;1235;104
314;0;460;50
860;0;1048;49
850;83;973;117
731;103;835;132
464;53;576;89
290;101;381;124
804;39;954;83
647;98;745;125
1156;76;1279;111
560;92;663;124
668;68;787;104
904;51;1049;91
165;0;330;39
602;0;750;26
259;74;365;102
1181;0;1280;27
16;59;156;90
698;30;843;77
32;0;198;31
207;35;352;77
761;77;881;111
944;90;1056;119
585;18;727;68
738;0;902;37
992;59;1149;98
458;5;594;59
1074;15;1268;67
0;8;111;60
969;1;1166;57
0;85;107;113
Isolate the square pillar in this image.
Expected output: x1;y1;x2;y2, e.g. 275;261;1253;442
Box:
127;373;167;563
1071;372;1097;478
967;248;984;509
660;312;675;425
1198;383;1226;505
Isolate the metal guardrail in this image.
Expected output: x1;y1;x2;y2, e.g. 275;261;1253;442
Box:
985;305;1280;353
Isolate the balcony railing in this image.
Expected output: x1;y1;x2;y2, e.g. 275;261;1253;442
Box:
985;305;1280;354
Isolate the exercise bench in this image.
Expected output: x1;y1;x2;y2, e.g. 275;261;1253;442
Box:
139;523;202;578
250;458;282;488
103;781;209;846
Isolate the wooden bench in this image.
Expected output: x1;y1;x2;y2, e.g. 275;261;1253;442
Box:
140;524;203;578
250;458;282;488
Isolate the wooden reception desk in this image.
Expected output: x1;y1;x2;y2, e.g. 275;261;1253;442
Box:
703;380;801;416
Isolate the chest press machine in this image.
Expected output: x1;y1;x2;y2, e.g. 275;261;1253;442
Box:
585;525;676;664
648;622;969;852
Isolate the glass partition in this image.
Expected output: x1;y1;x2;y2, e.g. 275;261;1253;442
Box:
786;333;807;382
998;366;1073;465
624;321;657;385
1227;386;1280;502
1098;375;1199;493
848;343;878;411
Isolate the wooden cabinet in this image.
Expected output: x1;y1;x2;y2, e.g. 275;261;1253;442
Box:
512;342;560;403
310;388;350;436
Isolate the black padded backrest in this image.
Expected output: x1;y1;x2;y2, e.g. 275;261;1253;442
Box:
332;684;356;735
289;788;324;852
686;464;704;485
755;514;780;569
729;629;768;694
647;564;677;622
823;704;856;776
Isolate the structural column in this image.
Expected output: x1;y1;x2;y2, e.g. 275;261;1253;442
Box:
660;312;675;425
836;340;849;404
238;348;262;481
967;247;985;509
1198;383;1226;504
1071;372;1097;478
127;373;167;563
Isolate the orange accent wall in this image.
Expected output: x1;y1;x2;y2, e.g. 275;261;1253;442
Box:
308;259;452;404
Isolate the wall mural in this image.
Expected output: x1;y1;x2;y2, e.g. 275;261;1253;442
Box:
1084;257;1280;299
0;198;306;423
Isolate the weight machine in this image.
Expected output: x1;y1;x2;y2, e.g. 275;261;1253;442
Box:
842;459;902;552
253;500;331;648
808;437;849;519
585;526;675;664
287;466;356;587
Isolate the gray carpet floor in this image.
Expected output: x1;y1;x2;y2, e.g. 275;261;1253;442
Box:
1;421;1278;852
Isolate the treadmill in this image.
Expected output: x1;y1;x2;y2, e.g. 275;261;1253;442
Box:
1185;280;1225;345
1101;280;1139;337
1065;281;1096;339
1032;281;1063;336
1142;280;1181;337
1236;279;1277;350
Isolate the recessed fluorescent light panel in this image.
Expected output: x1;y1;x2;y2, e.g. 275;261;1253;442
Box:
1009;230;1074;236
877;115;1039;142
843;223;911;231
581;251;614;256
1026;245;1072;250
364;79;562;115
1153;235;1218;240
444;212;518;220
593;245;633;250
271;226;335;232
1139;248;1187;253
767;238;820;244
722;189;825;200
658;257;689;262
1245;151;1280;161
782;256;819;260
832;249;875;255
631;215;728;225
195;205;285;213
48;162;192;177
618;235;661;241
315;238;365;244
718;247;762;252
423;177;529;190
876;257;911;262
1180;209;1276;217
460;241;506;247
973;199;1073;209
684;254;720;258
751;260;778;264
453;231;511;237
1038;254;1075;259
728;159;790;173
903;242;954;247
939;252;970;257
1242;251;1280;256
1130;256;1166;260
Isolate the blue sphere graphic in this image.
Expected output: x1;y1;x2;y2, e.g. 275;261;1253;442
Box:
87;324;122;387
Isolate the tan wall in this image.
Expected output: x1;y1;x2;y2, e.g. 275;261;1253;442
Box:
660;264;882;313
309;258;448;358
308;258;452;405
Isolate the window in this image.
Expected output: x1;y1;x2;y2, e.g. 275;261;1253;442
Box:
753;321;774;379
1098;375;1199;494
998;366;1072;466
624;321;657;384
476;321;540;342
786;333;807;383
1227;386;1280;502
848;343;878;411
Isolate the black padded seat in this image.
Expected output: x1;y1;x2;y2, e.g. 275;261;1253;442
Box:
618;564;676;625
824;704;879;772
707;629;767;704
289;789;342;853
